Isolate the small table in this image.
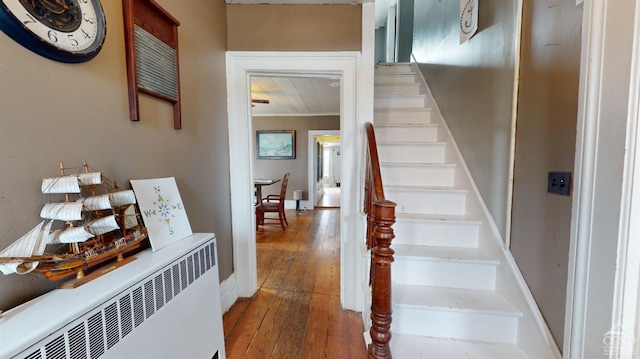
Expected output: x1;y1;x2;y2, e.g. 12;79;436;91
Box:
254;179;280;204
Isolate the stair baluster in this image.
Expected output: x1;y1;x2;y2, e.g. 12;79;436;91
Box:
364;122;396;359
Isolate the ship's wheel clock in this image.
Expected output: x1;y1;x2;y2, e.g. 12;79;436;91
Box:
0;0;106;63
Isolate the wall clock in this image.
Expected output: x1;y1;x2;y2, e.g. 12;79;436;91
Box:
0;0;106;63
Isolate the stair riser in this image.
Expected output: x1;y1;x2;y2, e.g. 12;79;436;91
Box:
391;306;519;343
374;109;432;125
392;258;496;290
375;74;417;84
386;189;466;215
375;64;557;359
375;83;421;95
375;95;426;109
392;220;480;248
375;65;414;74
378;144;445;164
376;126;438;142
381;166;454;187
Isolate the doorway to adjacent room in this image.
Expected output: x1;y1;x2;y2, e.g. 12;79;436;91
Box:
307;130;341;210
226;51;366;311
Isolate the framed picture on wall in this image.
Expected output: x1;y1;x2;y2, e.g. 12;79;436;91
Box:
256;130;296;159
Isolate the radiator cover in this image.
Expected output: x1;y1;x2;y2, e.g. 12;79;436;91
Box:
0;233;225;359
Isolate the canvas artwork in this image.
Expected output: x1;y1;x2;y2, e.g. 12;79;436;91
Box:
130;177;192;252
256;130;296;159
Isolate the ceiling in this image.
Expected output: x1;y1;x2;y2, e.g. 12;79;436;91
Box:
250;75;341;117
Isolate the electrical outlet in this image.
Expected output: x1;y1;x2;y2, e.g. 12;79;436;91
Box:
548;172;571;196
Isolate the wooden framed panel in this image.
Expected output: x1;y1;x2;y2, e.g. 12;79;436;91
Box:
123;0;182;129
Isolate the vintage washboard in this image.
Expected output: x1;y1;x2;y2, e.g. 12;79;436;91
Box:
123;0;182;129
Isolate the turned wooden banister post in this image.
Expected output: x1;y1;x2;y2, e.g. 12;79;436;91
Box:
368;199;396;359
364;122;396;358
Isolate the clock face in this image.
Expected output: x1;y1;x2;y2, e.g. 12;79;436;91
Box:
0;0;106;63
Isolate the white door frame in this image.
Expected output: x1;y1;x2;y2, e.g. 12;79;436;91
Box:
564;1;640;357
225;51;367;310
308;130;341;209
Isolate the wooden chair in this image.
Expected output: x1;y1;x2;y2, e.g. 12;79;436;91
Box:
257;173;289;230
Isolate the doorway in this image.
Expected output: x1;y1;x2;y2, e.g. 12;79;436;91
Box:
226;51;367;311
307;130;341;210
317;137;341;208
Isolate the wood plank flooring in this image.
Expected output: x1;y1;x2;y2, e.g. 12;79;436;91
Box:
316;187;341;208
223;209;368;358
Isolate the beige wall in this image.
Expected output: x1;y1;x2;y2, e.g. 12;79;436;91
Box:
227;4;361;51
511;0;582;348
412;0;583;349
413;0;517;238
252;116;340;200
0;0;231;310
510;0;582;349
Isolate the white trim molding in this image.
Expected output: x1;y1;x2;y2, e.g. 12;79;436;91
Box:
220;272;239;314
225;51;368;311
612;1;640;357
564;0;639;357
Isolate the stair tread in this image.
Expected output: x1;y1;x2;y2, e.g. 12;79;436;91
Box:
393;244;499;265
390;334;530;358
385;184;466;192
375;124;434;128
376;63;413;69
376;94;425;98
375;81;419;85
375;108;431;112
374;77;417;81
381;162;455;168
375;72;416;76
393;284;523;317
378;140;445;145
395;212;481;224
375;123;437;128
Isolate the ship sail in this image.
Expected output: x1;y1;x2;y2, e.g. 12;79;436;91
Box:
42;176;81;194
109;190;137;207
74;172;102;186
123;205;139;229
41;172;102;195
79;194;112;211
48;215;120;243
49;227;94;244
86;215;120;236
0;221;52;275
40;202;83;221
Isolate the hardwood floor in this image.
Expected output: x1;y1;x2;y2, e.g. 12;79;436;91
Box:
223;209;368;358
316;187;341;208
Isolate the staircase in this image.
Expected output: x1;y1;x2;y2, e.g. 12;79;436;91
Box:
365;63;562;358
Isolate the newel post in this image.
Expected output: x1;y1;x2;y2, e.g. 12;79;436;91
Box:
368;199;396;359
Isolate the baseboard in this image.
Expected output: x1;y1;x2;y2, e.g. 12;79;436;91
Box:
284;199;296;210
502;249;563;358
220;272;239;313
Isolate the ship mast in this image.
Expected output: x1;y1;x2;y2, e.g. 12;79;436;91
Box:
59;163;81;255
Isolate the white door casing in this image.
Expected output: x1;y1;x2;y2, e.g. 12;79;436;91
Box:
225;51;366;310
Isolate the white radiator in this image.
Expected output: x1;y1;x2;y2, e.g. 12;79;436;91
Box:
0;233;225;359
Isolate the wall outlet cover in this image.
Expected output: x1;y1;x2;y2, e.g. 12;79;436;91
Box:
548;172;571;196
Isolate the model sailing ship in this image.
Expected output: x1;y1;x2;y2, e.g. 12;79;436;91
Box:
0;162;149;286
